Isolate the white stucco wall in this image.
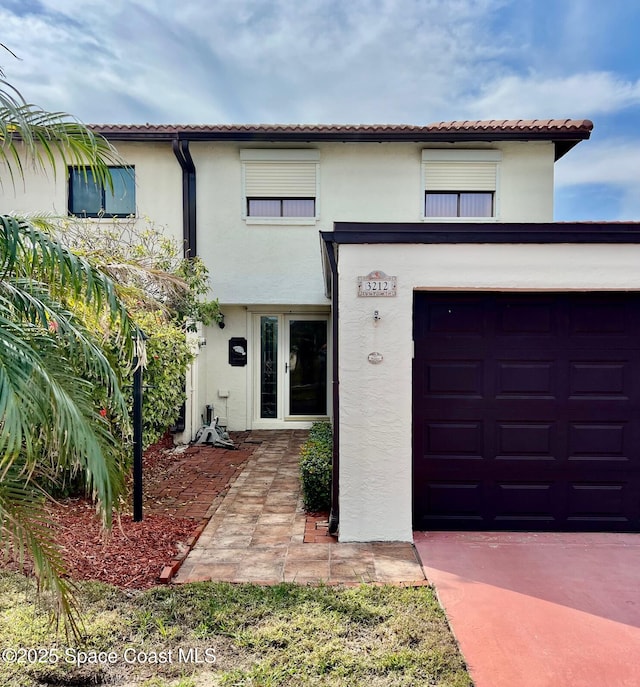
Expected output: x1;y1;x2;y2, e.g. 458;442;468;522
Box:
191;142;329;306
191;140;556;306
0;141;183;246
0;136;560;436
192;139;561;429
197;306;250;431
337;242;640;542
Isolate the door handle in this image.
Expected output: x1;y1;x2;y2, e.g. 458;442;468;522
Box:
285;362;289;373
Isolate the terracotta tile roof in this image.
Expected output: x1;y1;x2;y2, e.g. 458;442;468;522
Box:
92;119;593;136
424;119;593;133
90;120;593;159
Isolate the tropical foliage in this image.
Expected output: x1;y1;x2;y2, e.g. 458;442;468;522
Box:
0;56;120;189
299;421;333;511
0;62;133;634
53;216;221;327
52;217;220;447
122;310;193;447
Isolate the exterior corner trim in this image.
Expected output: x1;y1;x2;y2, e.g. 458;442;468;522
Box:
321;231;340;535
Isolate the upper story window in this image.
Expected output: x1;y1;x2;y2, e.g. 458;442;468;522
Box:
241;149;319;223
68;166;135;217
247;198;315;217
422;150;501;220
425;192;493;218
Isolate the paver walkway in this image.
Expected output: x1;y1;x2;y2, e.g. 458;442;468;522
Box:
145;433;255;519
174;430;426;585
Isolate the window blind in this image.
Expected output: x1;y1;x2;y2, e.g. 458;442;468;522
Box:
424;161;497;191
245;162;317;197
422;149;501;192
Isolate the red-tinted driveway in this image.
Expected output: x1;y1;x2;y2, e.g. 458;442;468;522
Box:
414;532;640;687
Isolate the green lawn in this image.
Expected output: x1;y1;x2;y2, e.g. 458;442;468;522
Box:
0;573;471;686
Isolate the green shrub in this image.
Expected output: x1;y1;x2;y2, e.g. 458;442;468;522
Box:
299;421;333;512
123;311;194;448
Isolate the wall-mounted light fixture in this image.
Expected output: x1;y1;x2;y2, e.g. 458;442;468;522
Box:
218;313;226;329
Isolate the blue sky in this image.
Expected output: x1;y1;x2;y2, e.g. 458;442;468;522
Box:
1;0;639;221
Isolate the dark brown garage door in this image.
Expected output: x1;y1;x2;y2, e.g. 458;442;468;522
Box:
413;292;640;531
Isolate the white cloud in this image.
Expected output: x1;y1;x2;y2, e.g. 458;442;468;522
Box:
4;1;640;125
556;141;640;187
2;0;640;220
470;71;640;120
555;140;640;220
1;0;513;123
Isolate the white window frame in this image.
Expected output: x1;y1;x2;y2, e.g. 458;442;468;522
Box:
422;149;502;222
247;310;331;429
240;149;320;225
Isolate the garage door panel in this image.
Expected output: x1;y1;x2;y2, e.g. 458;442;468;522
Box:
427;483;483;515
424;301;485;336
569;362;628;398
496;301;555;335
496;422;555;457
496;360;556;397
494;482;555;520
570;301;627;335
567;484;627;520
568;423;626;460
425;360;484;397
423;421;483;458
413;291;640;532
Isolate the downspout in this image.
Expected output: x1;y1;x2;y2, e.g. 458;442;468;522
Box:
172;138;197;443
323;236;340;535
172;139;197;258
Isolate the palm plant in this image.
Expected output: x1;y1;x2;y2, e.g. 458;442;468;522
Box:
0;47;120;189
0;62;133;635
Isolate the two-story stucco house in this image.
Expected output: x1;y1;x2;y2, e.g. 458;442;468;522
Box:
6;119;640;541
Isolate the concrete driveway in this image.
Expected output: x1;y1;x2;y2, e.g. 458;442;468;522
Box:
414;531;640;687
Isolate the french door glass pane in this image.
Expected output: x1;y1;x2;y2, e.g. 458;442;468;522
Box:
260;316;278;418
289;320;327;415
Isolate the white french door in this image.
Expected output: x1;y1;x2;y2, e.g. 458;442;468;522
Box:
253;314;329;426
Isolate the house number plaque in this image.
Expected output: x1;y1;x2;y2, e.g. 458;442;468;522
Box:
357;270;397;297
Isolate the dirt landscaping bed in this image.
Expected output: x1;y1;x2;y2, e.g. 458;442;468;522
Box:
3;433;257;589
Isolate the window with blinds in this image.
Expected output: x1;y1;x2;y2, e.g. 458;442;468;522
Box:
241;150;319;220
422;150;501;219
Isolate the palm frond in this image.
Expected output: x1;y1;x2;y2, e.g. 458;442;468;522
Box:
0;303;127;522
0;102;122;189
0;215;134;351
0;73;137;631
0;472;83;639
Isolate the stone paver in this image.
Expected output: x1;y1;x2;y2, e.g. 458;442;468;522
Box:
146;435;256;519
174;430;426;586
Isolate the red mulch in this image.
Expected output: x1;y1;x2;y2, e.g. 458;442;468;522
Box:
46;500;198;589
3;433;257;590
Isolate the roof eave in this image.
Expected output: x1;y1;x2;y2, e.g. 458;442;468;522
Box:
90;127;591;154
